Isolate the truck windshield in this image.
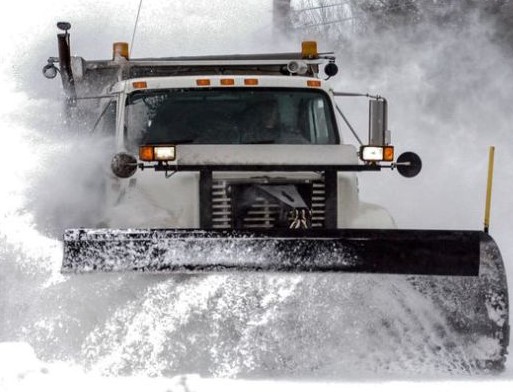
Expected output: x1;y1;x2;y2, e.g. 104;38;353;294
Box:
125;88;337;149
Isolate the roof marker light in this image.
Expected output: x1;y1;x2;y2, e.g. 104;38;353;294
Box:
196;79;211;86
132;81;147;89
220;78;235;86
307;80;321;87
244;78;259;86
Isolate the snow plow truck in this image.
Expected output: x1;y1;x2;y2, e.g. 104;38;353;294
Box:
43;22;509;374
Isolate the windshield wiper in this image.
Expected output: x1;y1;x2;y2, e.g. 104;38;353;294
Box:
248;139;276;144
147;138;196;144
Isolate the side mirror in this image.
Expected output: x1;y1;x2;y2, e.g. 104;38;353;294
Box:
324;62;338;77
42;63;58;79
57;21;71;32
111;152;138;178
369;98;388;145
396;152;422;178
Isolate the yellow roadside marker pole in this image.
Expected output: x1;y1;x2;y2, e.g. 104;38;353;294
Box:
484;146;495;234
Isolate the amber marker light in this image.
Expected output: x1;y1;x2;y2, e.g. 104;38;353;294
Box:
383;146;394;161
196;79;211;86
113;42;129;60
139;146;154;161
301;41;318;59
307;80;321;87
244;78;259;86
132;81;147;89
220;78;235;86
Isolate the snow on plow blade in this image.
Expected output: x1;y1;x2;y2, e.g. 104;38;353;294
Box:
62;228;509;373
62;228;482;275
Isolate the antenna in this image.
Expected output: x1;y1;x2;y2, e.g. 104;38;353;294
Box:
130;0;144;57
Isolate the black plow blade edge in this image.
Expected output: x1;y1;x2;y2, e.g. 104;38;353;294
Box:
62;228;482;276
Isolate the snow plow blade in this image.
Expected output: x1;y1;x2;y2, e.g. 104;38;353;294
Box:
62;228;509;373
64;228;483;276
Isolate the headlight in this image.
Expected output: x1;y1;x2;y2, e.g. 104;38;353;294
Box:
360;146;394;162
139;145;176;162
154;146;176;161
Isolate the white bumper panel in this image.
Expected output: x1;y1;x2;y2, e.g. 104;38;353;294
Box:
173;144;358;166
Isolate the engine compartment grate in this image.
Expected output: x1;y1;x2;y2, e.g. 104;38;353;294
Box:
211;179;325;229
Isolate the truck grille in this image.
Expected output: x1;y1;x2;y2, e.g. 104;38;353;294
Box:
211;180;326;229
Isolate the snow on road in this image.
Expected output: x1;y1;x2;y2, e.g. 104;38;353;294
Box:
1;0;513;391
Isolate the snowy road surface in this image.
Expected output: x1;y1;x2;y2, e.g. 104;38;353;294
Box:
1;0;513;390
